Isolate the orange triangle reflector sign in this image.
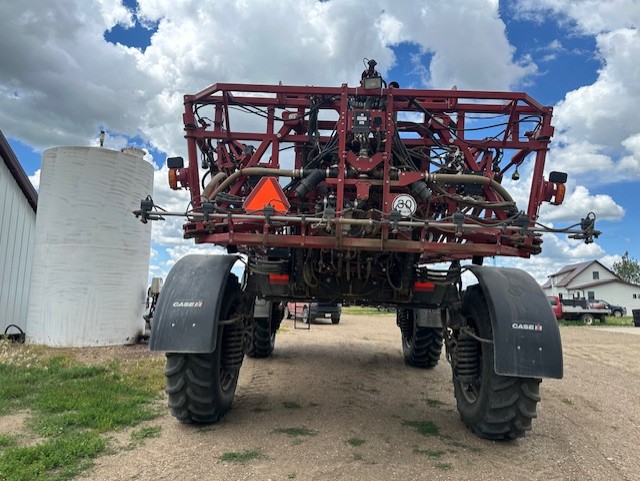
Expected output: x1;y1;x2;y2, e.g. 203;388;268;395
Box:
243;176;290;214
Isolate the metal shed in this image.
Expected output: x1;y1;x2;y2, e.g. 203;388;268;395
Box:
0;131;37;335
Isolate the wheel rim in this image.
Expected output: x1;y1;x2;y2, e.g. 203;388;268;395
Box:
614;311;622;318
303;307;309;323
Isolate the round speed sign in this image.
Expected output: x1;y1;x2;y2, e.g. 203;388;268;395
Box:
391;194;417;217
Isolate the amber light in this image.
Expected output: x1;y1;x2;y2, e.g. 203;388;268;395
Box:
552;183;566;205
168;168;178;190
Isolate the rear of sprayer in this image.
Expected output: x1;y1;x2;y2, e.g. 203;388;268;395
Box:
135;58;600;440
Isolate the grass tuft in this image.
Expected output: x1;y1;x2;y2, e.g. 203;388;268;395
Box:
273;427;317;437
413;447;446;458
403;420;440;437
130;426;162;443
282;401;302;409
346;437;365;447
219;449;262;463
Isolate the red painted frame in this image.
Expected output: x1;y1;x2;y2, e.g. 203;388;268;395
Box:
177;82;556;262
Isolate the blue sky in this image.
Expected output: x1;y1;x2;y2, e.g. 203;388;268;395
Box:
3;0;639;283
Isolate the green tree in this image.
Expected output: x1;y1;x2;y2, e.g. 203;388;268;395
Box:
612;251;640;284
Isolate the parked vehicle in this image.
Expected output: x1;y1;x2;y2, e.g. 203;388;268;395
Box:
589;300;626;317
547;295;562;320
547;296;610;325
286;301;341;324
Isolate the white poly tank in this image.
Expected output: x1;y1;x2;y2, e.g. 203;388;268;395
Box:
26;146;154;346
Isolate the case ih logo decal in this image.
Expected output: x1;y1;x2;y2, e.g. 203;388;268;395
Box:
173;301;204;308
512;322;543;332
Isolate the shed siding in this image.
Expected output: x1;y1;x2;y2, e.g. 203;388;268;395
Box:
0;159;36;331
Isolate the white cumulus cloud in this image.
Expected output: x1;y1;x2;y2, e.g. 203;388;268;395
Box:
516;2;640;187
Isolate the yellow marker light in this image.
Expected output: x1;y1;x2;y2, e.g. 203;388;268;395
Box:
168;168;179;190
552;183;566;205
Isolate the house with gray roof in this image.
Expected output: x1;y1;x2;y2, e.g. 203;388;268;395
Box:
542;260;640;315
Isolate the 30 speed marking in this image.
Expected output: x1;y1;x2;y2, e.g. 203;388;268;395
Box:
392;194;417;217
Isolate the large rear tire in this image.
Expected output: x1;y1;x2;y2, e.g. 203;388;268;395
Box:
453;286;540;440
164;275;244;424
397;309;443;368
247;302;280;358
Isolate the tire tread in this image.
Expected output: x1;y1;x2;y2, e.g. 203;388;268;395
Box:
454;286;542;440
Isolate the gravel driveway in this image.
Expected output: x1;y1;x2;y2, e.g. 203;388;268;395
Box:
79;316;640;481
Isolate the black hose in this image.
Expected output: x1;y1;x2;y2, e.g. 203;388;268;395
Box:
3;324;25;343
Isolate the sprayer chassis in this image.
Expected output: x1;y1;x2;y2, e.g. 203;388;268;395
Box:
144;78;577;440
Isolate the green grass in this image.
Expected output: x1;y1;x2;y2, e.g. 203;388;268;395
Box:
282;401;302;409
559;316;633;327
0;353;162;480
273;427;317;437
0;435;18;450
426;399;445;407
346;437;365;447
403;420;440;437
602;316;633;326
252;407;270;413
413;448;446;458
442;438;483;453
219;449;262;463
130;426;162;443
0;431;106;481
434;462;453;470
342;307;393;316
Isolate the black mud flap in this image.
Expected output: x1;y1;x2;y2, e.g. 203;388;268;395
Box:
149;254;238;353
414;308;443;328
467;265;563;379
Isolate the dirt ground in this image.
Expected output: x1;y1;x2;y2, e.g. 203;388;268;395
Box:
74;315;640;481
